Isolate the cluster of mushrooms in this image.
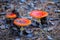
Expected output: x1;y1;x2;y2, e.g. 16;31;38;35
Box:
5;9;48;36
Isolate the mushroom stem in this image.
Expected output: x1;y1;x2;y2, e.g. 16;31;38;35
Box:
20;27;24;31
20;27;24;36
37;19;41;22
37;19;42;28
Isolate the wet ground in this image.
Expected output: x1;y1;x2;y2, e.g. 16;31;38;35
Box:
0;0;60;40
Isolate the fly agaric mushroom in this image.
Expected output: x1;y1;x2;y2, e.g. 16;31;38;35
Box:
14;18;31;36
5;12;17;24
30;10;48;27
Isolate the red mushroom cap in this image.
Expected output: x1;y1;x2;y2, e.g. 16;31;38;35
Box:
14;18;31;27
30;10;48;19
6;13;17;19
